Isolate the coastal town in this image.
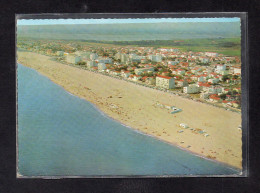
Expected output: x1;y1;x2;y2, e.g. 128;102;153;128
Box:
17;39;241;111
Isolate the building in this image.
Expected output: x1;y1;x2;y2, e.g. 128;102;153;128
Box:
87;61;97;68
200;92;210;99
130;55;146;63
209;94;221;103
197;82;211;92
98;58;112;64
159;48;179;52
183;84;200;94
115;52;121;60
198;75;208;82
90;53;98;60
205;52;219;57
156;75;175;89
215;64;226;73
170;48;179;52
66;55;81;64
121;71;131;78
148;55;162;62
78;52;92;60
168;61;179;66
208;86;223;94
233;67;241;75
145;77;156;85
141;59;148;63
133;75;141;81
175;79;188;88
134;67;154;75
176;69;185;75
199;57;210;63
208;78;219;84
116;53;129;64
98;63;107;71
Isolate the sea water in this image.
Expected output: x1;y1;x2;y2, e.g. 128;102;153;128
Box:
17;63;239;176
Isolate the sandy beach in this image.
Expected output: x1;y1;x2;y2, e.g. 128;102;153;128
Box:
17;51;242;169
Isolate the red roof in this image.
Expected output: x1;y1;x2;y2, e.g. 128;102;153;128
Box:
210;95;220;100
198;82;211;87
156;75;173;80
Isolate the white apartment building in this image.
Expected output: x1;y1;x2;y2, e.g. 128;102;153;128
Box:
98;63;107;71
87;61;97;68
208;87;223;94
90;53;98;60
148;55;162;62
156;75;175;89
121;54;129;64
98;58;112;64
134;67;154;75
175;80;188;88
66;55;81;64
205;52;219;57
183;85;200;94
215;64;226;73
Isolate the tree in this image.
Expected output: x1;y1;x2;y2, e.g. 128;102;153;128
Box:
220;94;226;100
232;90;238;95
76;61;86;66
103;52;109;57
233;75;239;79
222;75;229;82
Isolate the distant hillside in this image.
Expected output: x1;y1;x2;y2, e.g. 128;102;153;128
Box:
17;22;241;41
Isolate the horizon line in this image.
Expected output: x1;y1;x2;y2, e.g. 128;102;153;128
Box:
17;18;240;26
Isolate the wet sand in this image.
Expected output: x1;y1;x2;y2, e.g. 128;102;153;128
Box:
17;51;242;169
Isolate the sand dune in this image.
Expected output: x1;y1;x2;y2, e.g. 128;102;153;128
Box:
17;51;242;169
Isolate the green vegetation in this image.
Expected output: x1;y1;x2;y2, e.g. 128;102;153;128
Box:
17;37;241;57
83;38;241;56
76;61;86;66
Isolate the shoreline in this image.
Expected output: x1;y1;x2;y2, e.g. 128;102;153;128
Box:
17;51;242;169
18;62;240;172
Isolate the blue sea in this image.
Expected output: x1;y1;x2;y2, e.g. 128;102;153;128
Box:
17;63;239;176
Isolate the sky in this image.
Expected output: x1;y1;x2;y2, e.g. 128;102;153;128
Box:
17;18;240;25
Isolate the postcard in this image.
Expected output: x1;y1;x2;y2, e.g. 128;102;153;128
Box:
16;14;246;177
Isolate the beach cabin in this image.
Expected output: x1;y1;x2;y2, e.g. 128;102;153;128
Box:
171;106;182;114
